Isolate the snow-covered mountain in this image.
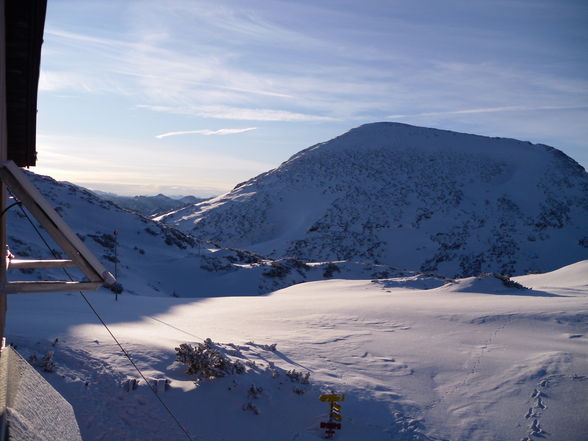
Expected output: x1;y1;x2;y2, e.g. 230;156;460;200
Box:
92;191;206;217
157;122;588;277
6;172;411;297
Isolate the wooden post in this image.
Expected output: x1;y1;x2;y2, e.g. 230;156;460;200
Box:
0;0;8;345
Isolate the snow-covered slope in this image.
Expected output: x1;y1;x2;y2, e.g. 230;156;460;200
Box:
158;122;588;277
6;260;588;441
6;172;413;297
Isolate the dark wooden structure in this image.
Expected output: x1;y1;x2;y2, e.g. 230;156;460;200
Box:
0;0;47;344
5;0;46;167
0;2;109;439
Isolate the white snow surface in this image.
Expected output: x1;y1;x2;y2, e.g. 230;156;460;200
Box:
6;261;588;441
158;122;588;277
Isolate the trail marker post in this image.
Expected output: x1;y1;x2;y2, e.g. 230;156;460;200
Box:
319;393;344;438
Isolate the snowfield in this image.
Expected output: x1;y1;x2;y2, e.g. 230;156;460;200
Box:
6;261;588;441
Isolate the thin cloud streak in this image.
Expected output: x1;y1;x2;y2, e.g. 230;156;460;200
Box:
155;127;257;139
388;105;588;119
138;104;336;122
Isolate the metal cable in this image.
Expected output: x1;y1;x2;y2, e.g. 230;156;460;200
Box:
0;200;22;218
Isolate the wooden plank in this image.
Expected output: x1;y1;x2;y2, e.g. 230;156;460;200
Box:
0;161;115;286
0;161;101;280
6;281;103;294
9;259;75;269
0;0;8;347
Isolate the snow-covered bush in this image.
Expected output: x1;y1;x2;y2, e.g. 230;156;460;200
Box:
29;350;56;373
242;402;259;415
478;273;528;289
285;369;310;384
108;282;124;294
88;233;117;250
262;262;290;278
323;263;340;278
175;339;246;383
247;384;263;399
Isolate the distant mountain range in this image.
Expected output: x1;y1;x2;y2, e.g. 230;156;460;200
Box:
92;191;207;217
157;122;588;277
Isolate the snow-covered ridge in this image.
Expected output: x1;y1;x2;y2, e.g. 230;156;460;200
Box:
158;122;588;277
92;190;207;217
6;171;421;297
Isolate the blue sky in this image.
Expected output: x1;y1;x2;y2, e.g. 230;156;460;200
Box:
35;0;588;196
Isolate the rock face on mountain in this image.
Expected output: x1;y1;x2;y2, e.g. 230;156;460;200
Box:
158;122;588;277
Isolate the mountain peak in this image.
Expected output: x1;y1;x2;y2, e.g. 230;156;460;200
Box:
159;123;588;277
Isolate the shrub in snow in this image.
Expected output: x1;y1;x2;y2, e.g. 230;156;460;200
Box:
260;343;277;352
323;263;340;278
41;351;56;372
108;282;124;294
88;233;116;250
162;227;195;249
175;339;246;383
286;369;310;384
478;273;528;289
199;255;235;272
29;351;56;373
242;402;259;415
102;253;119;263
262;262;290;278
247;384;263;399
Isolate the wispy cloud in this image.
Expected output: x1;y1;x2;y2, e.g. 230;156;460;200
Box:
39;69;130;95
139;104;335;122
388;105;588;119
155;127;257;139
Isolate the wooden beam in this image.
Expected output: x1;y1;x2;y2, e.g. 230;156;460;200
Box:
8;259;76;269
6;281;103;294
0;161;115;287
0;0;8;346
